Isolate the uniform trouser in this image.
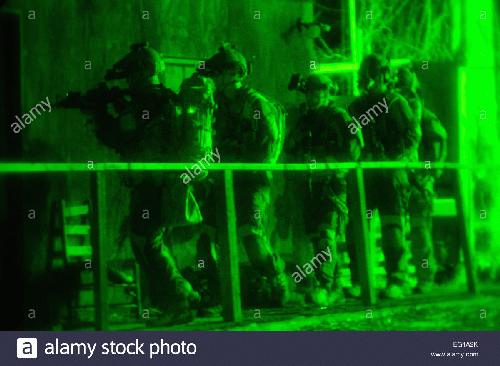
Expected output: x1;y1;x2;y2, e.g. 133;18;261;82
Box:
303;177;348;292
129;177;200;312
193;179;221;302
347;169;411;286
408;176;437;285
201;172;285;278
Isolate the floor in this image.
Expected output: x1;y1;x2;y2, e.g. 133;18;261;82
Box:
74;283;500;331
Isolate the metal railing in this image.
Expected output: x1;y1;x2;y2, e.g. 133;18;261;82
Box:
1;161;494;330
0;161;493;172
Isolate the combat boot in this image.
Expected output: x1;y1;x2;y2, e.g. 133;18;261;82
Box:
413;281;433;294
269;272;291;307
380;282;412;299
308;287;345;307
344;284;361;299
194;233;222;316
308;288;329;307
414;264;436;295
146;279;199;327
146;300;195;328
197;302;223;317
245;276;271;308
380;270;413;299
173;277;201;307
196;278;223;317
327;287;346;305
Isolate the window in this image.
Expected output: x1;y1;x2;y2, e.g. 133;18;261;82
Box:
162;56;202;92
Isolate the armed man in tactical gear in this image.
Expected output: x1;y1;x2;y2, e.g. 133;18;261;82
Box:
198;43;289;307
176;72;223;315
396;66;448;294
347;53;421;299
288;74;362;306
58;42;216;325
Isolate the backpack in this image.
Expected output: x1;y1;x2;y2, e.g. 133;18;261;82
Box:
241;88;287;164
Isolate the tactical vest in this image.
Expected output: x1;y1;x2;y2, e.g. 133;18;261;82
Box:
213;86;286;164
119;86;203;227
302;103;353;160
348;91;418;162
117;85;179;186
298;102;354;180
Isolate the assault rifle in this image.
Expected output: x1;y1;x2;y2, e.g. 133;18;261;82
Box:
54;82;130;117
54;82;133;154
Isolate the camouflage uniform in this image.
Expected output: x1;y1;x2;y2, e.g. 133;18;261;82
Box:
90;45;213;317
217;86;284;266
347;54;421;297
396;66;448;293
408;107;447;292
291;101;361;301
198;44;289;307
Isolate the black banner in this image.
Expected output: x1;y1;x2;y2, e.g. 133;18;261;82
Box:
4;331;498;365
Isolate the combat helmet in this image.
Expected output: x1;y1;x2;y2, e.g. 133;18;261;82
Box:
304;74;338;94
105;42;165;81
396;66;421;94
201;43;251;79
357;53;392;90
288;73;338;95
